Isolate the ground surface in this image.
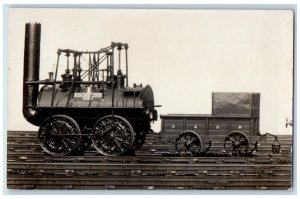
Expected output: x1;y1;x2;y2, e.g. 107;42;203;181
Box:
6;131;292;190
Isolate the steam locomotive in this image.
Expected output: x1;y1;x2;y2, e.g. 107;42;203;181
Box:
22;23;280;157
23;23;158;156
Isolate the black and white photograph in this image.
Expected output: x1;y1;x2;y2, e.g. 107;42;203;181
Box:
5;6;294;191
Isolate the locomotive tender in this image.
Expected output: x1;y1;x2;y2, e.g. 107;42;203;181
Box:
161;93;262;157
161;93;281;157
23;23;158;156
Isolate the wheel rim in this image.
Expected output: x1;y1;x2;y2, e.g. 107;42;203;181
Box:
92;115;134;156
224;131;250;157
175;130;202;156
38;115;81;156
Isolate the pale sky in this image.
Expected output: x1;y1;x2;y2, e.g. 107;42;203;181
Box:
7;9;293;134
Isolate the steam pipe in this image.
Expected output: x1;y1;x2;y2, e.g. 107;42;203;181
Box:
23;23;41;126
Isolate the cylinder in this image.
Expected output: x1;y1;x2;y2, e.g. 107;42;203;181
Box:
23;23;41;125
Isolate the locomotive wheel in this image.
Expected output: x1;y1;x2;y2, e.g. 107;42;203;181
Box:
38;115;81;156
224;131;250;157
175;130;202;156
92;115;134;156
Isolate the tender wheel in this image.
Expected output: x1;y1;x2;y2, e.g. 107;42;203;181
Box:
38;115;81;156
175;130;202;156
224;131;250;157
92;115;134;156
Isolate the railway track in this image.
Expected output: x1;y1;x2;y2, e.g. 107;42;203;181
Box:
6;131;293;190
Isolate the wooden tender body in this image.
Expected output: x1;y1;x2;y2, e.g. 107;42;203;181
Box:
160;92;279;157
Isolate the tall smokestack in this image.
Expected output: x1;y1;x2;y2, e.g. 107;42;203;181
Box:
23;23;41;125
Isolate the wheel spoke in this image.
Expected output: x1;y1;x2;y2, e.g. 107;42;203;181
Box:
62;137;77;146
233;135;238;142
237;135;242;142
181;137;188;143
238;140;247;146
239;147;246;154
226;136;236;143
114;136;130;145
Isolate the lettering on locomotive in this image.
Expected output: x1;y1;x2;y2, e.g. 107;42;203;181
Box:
74;87;103;100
